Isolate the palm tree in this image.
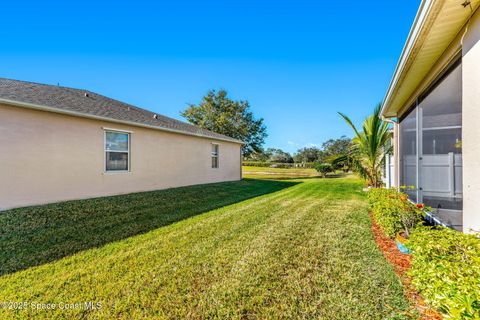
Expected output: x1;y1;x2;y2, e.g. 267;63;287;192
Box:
338;104;392;187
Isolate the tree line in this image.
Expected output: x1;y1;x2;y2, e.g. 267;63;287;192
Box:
182;89;391;186
244;136;352;165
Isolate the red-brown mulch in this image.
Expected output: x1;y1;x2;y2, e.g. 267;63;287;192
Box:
370;213;442;320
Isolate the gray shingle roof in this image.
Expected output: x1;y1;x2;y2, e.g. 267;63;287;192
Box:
0;78;243;144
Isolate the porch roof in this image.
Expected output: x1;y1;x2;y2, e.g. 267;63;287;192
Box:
381;0;480;118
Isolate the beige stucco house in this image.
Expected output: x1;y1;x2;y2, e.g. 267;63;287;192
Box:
381;0;480;233
0;79;243;210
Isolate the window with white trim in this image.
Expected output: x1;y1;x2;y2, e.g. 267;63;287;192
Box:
211;143;219;168
105;130;130;172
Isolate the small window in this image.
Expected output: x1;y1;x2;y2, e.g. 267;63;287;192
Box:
211;144;219;168
105;131;130;172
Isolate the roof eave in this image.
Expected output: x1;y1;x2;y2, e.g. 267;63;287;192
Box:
381;0;480;119
381;0;435;118
0;98;245;145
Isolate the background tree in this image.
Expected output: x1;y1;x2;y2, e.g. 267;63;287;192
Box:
293;147;324;163
321;136;353;172
245;149;269;162
182;89;267;156
265;148;293;163
322;136;352;157
339;104;392;187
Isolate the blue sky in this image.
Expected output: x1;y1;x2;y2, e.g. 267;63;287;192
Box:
0;1;419;153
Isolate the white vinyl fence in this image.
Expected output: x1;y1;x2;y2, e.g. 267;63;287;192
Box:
401;153;462;199
384;154;395;188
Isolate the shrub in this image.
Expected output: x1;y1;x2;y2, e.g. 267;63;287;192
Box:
314;163;333;178
242;161;274;168
367;188;424;238
368;189;480;318
408;227;480;319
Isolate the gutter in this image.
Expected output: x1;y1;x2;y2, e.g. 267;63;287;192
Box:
0;98;245;145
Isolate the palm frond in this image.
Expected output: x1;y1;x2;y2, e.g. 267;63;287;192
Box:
339;103;391;187
338;112;361;138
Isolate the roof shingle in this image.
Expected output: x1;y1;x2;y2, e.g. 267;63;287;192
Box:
0;78;243;144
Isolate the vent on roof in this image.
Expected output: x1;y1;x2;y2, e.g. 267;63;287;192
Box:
84;92;89;97
153;114;158;119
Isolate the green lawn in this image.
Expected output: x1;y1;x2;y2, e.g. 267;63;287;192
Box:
0;179;292;276
242;165;347;180
0;177;408;319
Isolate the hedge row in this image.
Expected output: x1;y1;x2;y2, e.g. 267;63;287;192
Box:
367;188;424;238
368;188;480;319
409;227;480;319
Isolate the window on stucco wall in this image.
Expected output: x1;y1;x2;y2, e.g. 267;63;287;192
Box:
105;130;130;172
211;144;219;168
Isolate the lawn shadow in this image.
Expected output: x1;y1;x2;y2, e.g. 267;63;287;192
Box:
0;179;298;276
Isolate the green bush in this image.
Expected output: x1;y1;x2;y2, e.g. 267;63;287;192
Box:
368;189;480;318
408;227;480;319
314;163;333;177
367;188;424;238
242;161;272;167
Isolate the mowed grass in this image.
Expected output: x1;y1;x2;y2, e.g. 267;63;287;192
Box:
0;177;408;319
0;179;293;276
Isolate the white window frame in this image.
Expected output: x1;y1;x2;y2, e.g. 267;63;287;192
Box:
104;129;131;173
211;143;219;169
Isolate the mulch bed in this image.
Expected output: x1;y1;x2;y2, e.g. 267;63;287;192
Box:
370;213;442;320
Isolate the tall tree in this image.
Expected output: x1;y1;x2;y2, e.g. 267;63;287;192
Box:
293;147;324;163
266;148;293;163
245;149;269;162
322;136;352;157
181;89;267;156
339;104;392;187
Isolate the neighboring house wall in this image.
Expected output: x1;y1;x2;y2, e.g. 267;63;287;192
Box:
462;8;480;233
0;104;242;210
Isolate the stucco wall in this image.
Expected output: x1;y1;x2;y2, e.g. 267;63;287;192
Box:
462;8;480;233
0;104;242;210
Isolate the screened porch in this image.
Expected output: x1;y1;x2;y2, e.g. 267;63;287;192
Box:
398;58;463;231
